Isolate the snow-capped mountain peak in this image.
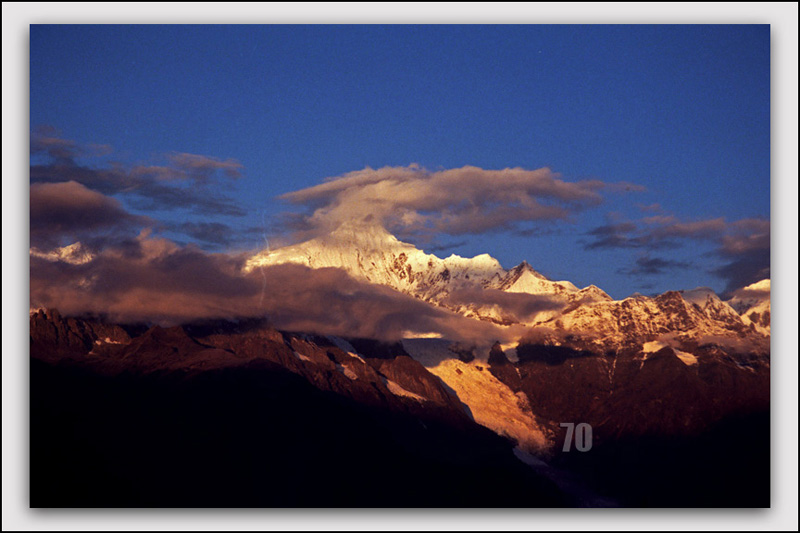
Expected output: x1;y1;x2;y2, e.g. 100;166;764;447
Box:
493;260;579;296
245;225;769;353
726;279;771;335
245;224;508;300
244;225;603;319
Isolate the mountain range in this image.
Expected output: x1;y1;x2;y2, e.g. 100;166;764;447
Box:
29;225;771;507
245;223;770;353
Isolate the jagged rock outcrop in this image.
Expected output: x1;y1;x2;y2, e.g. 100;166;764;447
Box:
29;308;131;359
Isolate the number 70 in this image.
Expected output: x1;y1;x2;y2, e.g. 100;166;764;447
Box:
560;423;592;452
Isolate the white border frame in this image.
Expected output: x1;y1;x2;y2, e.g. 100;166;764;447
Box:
4;3;797;531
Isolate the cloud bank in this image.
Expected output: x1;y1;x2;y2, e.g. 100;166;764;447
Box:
30;235;529;344
30;181;152;249
584;213;769;293
30;129;245;217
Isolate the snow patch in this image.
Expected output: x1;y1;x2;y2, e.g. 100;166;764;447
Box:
680;287;717;308
673;349;698;366
643;340;668;353
642;340;698;366
383;378;427;402
347;352;365;363
94;337;124;346
326;336;366;363
335;364;359;380
293;351;312;363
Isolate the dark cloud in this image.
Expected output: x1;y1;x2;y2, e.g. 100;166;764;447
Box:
617;255;692;276
584;213;769;292
280;165;640;240
30;236;525;344
583;221;680;250
648;217;728;240
30;181;152;249
173;222;266;249
713;250;770;296
719;219;770;255
714;219;770;295
30;131;245;216
169;222;267;252
585;222;642;249
122;181;246;216
256;265;521;343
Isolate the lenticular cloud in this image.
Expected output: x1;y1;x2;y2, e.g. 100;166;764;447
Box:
280;165;624;240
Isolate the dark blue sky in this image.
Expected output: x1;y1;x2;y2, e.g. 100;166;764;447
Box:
30;24;770;298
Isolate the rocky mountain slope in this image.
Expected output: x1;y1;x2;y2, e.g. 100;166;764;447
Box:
30;307;770;506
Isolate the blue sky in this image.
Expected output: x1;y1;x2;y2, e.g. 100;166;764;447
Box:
29;24;770;298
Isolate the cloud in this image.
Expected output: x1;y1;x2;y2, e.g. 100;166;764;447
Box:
30;130;245;216
30;125;112;161
167;152;243;182
648;217;728;239
280;165;637;240
719;218;770;255
584;222;642;249
443;287;565;324
727;281;770;303
175;222;236;246
713;251;770;296
617;255;692;276
30;235;526;344
714;219;770;294
584;213;769;293
129;153;243;185
173;222;265;250
30;181;152;249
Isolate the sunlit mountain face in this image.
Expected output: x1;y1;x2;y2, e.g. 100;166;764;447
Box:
27;24;771;510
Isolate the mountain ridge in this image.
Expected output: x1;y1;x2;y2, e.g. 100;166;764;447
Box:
244;224;770;353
